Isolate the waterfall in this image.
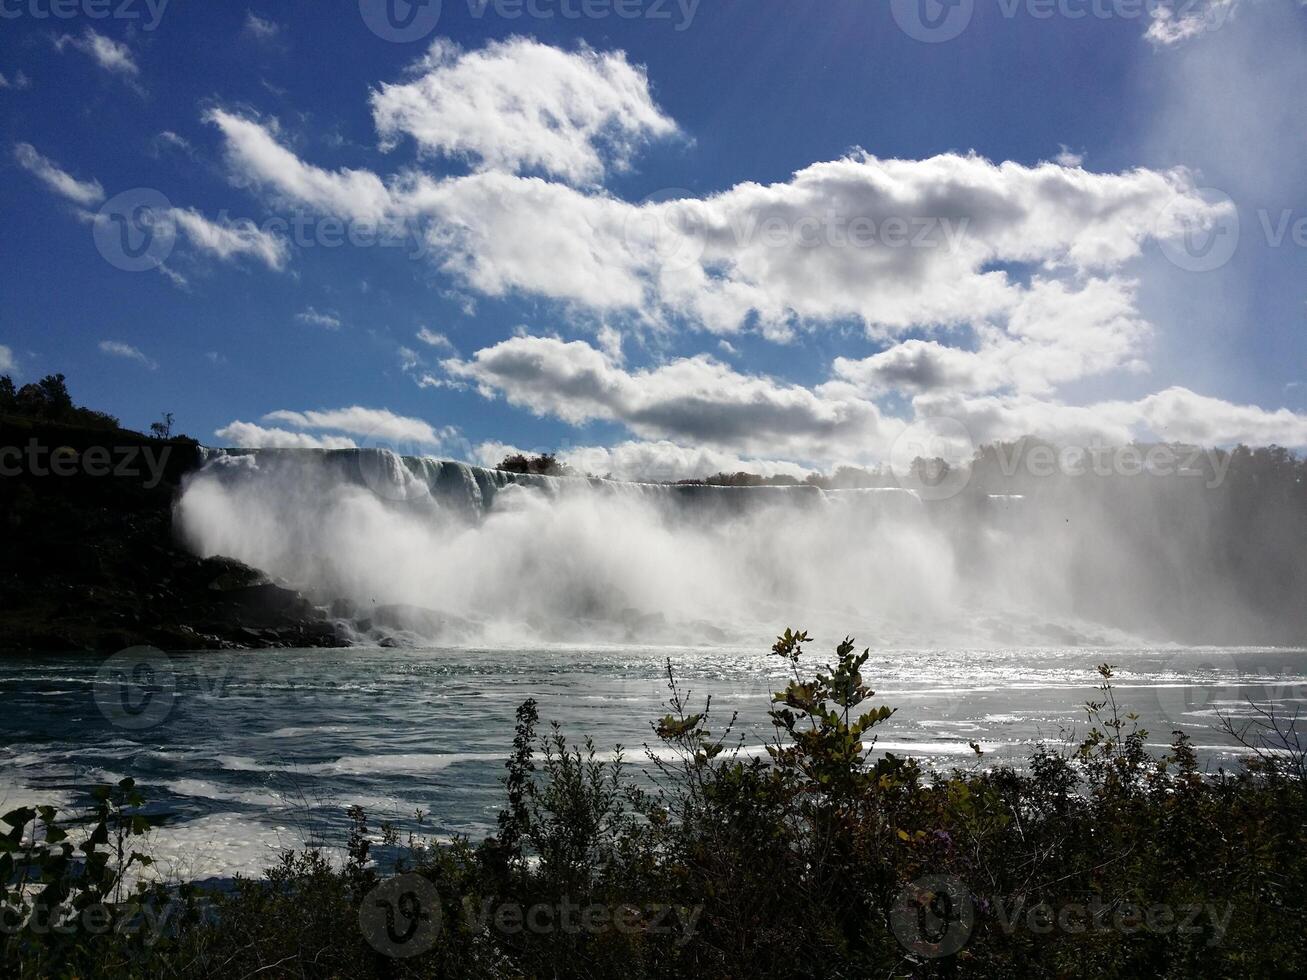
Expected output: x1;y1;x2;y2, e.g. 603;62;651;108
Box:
175;447;1297;648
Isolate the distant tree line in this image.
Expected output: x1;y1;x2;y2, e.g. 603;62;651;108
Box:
0;373;121;431
496;452;571;477
1;373;180;440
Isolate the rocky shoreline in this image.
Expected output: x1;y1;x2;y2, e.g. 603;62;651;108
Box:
0;412;348;653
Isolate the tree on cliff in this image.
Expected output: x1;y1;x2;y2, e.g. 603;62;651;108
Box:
497;452;570;476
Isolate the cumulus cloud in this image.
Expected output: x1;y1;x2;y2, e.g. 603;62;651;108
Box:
169;208;289;270
371;37;678;186
448;333;1307;468
1135;387;1307;446
0;343;15;373
209;97;1220;351
99;340;157;370
198;38;1304;459
444;335;887;460
214;421;357;450
916;387;1307;453
13;143;104;206
295;307;342;329
834;277;1150;398
262;406;451;446
53;29;139;77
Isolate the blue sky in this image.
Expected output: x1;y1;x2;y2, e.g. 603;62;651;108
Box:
2;0;1306;478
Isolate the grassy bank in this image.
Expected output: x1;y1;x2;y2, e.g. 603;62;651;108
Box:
4;631;1304;978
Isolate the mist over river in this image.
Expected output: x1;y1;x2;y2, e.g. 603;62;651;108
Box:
174;448;1307;648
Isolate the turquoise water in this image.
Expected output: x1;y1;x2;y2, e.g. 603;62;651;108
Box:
2;644;1305;882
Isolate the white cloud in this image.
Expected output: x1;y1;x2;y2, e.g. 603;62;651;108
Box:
201;38;1304;457
169;208;289;270
243;11;280;40
371;37;678;186
99;340;158;370
0;344;15;374
444;335;888;460
834;277;1151;398
152;130;194;157
556;441;813;483
210;102;1220;353
0;70;31;90
215;421;357;450
1054;145;1083;168
295;307;342;329
262;406;451;446
13;143;104;206
916;387;1307;452
416;328;454;351
1135;387;1307;446
1146;0;1240;45
207;108;393;224
53;29;139;77
835;339;1008;397
449;333;1307;470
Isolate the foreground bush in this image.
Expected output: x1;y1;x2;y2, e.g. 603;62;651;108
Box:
4;631;1305;978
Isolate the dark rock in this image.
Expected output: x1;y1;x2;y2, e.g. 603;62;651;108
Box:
0;415;347;654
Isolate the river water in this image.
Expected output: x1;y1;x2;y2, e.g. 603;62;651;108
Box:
3;643;1305;883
